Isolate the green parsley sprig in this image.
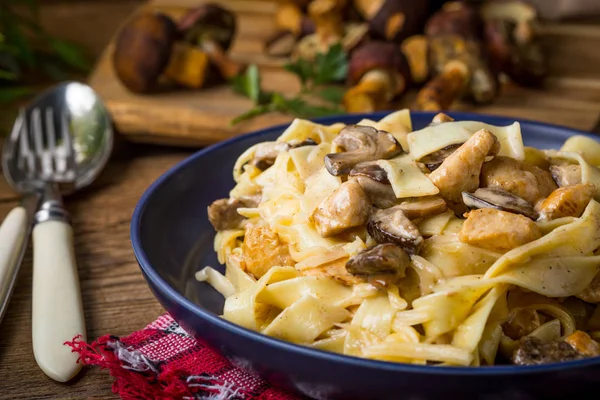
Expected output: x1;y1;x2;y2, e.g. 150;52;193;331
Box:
231;43;349;125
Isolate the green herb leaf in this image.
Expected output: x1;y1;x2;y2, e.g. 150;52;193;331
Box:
1;15;35;68
48;38;90;71
312;43;348;86
232;64;262;103
284;57;314;89
0;69;18;80
316;86;346;105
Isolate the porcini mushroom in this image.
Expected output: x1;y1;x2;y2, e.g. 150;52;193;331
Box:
415;2;499;111
349;161;398;208
178;3;244;79
311;180;371;238
249;142;291;170
462;187;539;220
324;125;402;176
343;41;411;113
398;196;448;219
113;11;212;92
550;163;582;187
265;2;315;57
401;34;430;85
420;144;461;171
353;0;430;43
482;0;546;87
346;243;410;279
367;206;423;254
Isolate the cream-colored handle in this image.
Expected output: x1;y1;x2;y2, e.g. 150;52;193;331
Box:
0;207;28;321
32;220;85;382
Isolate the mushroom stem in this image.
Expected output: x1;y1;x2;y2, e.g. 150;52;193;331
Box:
276;2;314;37
201;39;245;79
164;43;212;88
414;60;469;111
401;35;429;85
343;69;403;113
308;0;346;47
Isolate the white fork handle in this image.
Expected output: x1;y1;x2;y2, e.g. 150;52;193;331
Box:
0;207;28;322
32;220;85;382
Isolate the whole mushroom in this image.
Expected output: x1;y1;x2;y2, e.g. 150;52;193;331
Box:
353;0;430;43
178;4;244;80
343;41;411;113
113;11;213;93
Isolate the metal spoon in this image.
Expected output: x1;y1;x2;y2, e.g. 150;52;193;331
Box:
0;81;113;382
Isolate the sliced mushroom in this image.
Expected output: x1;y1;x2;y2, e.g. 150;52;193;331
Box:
550;163;582;187
325;125;402;176
429;129;501;214
250;142;291;170
420;144;461;171
346;244;410;279
513;336;584;366
538;183;595;221
311;180;371;238
398;196;448;219
462;187;538;220
349;161;390;183
349;161;398;209
367;206;423;254
207;195;261;230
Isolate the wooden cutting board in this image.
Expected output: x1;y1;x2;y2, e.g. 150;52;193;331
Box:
88;0;600;147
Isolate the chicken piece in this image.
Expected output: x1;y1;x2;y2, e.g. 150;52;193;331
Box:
576;272;600;303
458;208;543;253
480;156;557;205
564;331;600;357
502;308;542;340
301;257;363;286
550;163;582;187
242;223;294;279
311;180;371;237
538;183;595;220
428;129;500;214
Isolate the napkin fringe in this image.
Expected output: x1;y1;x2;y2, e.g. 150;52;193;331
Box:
67;334;222;400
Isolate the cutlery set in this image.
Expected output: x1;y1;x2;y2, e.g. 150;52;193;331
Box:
0;82;113;382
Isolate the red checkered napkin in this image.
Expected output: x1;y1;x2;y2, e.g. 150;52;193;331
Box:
68;314;303;400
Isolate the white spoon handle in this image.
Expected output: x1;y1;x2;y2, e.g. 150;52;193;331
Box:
0;207;28;322
32;219;85;382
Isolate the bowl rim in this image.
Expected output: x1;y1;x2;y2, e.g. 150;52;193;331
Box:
131;110;600;376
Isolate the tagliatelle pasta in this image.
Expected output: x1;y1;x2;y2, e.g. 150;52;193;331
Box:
199;110;600;367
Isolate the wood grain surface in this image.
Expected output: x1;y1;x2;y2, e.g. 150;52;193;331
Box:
88;0;600;146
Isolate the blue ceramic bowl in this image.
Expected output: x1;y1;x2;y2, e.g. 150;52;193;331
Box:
131;112;600;400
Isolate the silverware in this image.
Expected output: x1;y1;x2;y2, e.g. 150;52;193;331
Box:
0;81;113;382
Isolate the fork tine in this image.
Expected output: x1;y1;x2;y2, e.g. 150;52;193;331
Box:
45;107;58;175
60;111;76;173
30;107;44;157
19;112;34;176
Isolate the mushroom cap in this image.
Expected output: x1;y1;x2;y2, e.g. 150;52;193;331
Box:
462;187;539;220
178;3;237;51
425;1;483;40
346;243;410;277
113;11;177;93
348;41;411;85
367;206;423;254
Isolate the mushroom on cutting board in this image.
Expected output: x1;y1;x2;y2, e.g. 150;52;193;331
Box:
346;243;410;280
428;129;500;214
325;125;402;176
458;208;542;253
367;206;423;254
178;4;244;80
462;187;539;220
352;0;430;43
113;11;212;92
343;41;411;113
311;180;371;237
